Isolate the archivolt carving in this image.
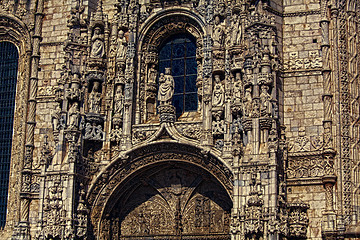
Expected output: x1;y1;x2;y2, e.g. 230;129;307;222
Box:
105;164;231;239
87;143;233;236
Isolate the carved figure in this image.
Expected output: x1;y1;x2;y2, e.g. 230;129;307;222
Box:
212;75;224;107
90;27;105;58
68;102;79;128
260;85;272;116
233;80;242;104
116;30;127;61
213;15;225;48
243;87;252;117
114;84;124;118
231;14;242;46
148;64;157;84
52;104;62;131
89;82;101;114
158;68;174;105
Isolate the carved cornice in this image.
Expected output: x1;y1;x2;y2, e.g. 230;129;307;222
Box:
283;10;321;17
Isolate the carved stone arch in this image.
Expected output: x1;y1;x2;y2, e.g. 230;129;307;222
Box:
87;142;233;238
136;9;206;123
0;14;32;230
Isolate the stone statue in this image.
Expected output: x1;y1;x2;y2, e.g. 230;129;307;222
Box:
89;82;101;114
114;84;124;118
148;64;157;84
243;87;252;117
68;102;79;128
116;30;127;61
90;27;105;58
212;75;224;107
231;14;242;46
213;15;225;48
158;68;174;105
260;85;272;116
233;80;242;104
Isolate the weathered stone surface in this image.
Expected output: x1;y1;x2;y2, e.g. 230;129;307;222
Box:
0;0;359;239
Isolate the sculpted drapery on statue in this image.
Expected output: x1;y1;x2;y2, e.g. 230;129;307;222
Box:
116;30;127;61
213;15;225;48
90;27;105;58
260;85;272;116
89;81;101;114
158;67;174;105
114;84;124;118
212;74;225;107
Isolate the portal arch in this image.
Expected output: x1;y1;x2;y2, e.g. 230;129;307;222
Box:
87;142;233;238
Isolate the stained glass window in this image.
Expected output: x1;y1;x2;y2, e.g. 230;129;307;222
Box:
0;42;18;227
159;34;197;118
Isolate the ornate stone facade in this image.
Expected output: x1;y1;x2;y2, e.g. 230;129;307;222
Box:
0;0;359;239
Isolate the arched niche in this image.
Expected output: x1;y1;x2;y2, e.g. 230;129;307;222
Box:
87;142;233;238
136;9;206;123
0;14;32;231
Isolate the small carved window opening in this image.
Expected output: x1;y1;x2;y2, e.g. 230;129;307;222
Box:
158;34;198;118
0;41;18;227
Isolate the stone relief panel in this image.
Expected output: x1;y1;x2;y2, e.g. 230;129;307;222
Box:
284;51;323;71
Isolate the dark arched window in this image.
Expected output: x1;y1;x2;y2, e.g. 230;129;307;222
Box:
0;42;18;226
158;34;197;118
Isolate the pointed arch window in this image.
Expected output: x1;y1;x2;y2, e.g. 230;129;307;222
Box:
0;42;18;227
158;34;198;118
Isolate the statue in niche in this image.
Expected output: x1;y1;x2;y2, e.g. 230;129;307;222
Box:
89;82;101;114
158;68;174;105
113;84;124;118
90;27;105;58
260;85;272;116
231;14;242;46
233;79;242;104
213;15;225;48
148;64;157;84
116;30;127;61
243;87;252;117
68;102;79;129
52;104;62;131
212;75;224;108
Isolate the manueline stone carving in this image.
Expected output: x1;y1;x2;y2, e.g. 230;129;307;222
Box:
116;30;127;61
260;85;272;117
212;74;225;108
158;68;174;106
68;102;80;129
90;27;105;58
113;84;124;118
89;82;101;114
213;15;225;48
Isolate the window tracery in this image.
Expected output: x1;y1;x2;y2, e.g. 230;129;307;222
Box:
138;14;204;124
158;34;198;118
